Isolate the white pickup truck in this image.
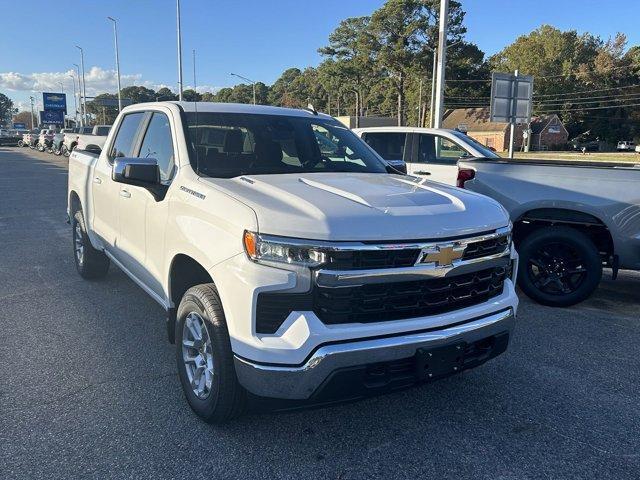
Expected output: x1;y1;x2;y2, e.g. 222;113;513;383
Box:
63;125;111;155
354;127;499;185
68;102;518;423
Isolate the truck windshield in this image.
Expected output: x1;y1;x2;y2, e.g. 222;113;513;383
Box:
185;112;388;178
451;131;500;159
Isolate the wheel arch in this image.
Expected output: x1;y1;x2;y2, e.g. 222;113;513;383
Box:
69;190;82;215
513;207;614;260
166;253;214;343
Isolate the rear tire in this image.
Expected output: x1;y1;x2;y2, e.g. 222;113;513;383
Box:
175;284;246;424
72;210;110;279
517;226;602;307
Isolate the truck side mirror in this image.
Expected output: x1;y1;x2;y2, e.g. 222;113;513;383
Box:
113;157;160;186
112;157;167;201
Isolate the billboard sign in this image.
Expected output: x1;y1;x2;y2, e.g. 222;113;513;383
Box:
92;97;134;107
43;92;67;111
489;72;533;124
13;122;26;129
40;110;65;126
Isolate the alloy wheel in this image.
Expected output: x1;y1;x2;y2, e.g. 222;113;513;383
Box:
74;221;84;266
182;312;214;400
526;241;588;295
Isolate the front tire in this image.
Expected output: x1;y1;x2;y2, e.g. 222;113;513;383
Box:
176;284;246;423
72;210;110;279
517;226;602;307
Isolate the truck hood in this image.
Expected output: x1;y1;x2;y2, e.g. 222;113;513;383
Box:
200;173;509;241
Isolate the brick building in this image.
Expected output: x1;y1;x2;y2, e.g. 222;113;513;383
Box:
442;108;568;152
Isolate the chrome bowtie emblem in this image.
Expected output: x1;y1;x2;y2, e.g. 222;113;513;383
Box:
417;244;466;267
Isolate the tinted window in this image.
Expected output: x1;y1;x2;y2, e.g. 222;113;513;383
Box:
362;132;407;161
451;131;499;158
95;126;111;136
108;112;144;161
417;134;467;165
185;113;387;178
138;113;175;182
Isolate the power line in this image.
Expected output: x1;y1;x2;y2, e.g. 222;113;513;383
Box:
535;94;640;107
534;83;640;97
535;102;640;113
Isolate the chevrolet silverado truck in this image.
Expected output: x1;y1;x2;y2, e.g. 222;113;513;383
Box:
68;102;519;423
457;158;640;307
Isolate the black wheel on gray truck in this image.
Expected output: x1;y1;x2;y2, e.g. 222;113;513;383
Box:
176;284;246;424
72;210;110;279
517;226;602;307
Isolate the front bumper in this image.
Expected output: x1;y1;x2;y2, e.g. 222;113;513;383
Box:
234;307;514;400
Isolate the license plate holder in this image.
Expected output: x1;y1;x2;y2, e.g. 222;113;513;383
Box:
415;343;465;380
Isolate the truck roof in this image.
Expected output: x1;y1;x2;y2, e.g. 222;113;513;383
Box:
159;101;334;120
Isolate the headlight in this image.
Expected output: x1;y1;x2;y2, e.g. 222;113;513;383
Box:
243;231;327;267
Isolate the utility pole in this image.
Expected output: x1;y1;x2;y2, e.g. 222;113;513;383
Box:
508;69;519;159
176;0;184;100
429;49;437;128
417;80;423;127
75;47;87;126
433;0;449;128
107;17;123;112
69;74;78;126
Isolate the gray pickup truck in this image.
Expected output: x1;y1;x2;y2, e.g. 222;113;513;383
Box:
457;158;640;306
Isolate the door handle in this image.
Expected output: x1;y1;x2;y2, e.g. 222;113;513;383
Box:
414;170;431;175
93;177;102;184
119;189;131;198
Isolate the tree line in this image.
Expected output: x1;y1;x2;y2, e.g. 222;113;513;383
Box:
7;0;640;143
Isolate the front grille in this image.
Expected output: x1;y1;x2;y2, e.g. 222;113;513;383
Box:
462;235;509;260
314;266;507;325
323;233;509;271
325;249;421;270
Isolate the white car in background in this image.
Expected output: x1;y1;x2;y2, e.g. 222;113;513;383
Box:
353;127;499;185
616;140;635;151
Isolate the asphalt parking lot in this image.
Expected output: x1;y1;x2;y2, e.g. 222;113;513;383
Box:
1;146;639;480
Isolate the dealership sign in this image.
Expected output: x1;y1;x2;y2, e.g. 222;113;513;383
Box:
40;110;65;126
43;92;67;110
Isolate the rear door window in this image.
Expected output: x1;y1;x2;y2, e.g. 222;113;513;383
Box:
108;112;145;162
361;132;408;161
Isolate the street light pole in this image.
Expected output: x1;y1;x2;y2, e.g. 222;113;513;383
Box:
73;63;83;126
107;16;123;112
75;47;87;126
29;96;35;129
69;74;78;126
193;49;197;93
230;73;257;105
176;0;184;100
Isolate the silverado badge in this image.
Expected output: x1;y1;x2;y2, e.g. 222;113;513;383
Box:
417;244;466;267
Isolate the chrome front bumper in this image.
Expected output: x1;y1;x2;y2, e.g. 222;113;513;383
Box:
234;307;515;400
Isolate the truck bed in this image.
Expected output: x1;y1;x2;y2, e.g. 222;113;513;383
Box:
463;156;640;170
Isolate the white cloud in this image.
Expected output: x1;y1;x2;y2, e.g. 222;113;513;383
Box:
0;67;218;97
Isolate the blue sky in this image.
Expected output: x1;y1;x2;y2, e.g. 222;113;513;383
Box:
1;0;638;113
